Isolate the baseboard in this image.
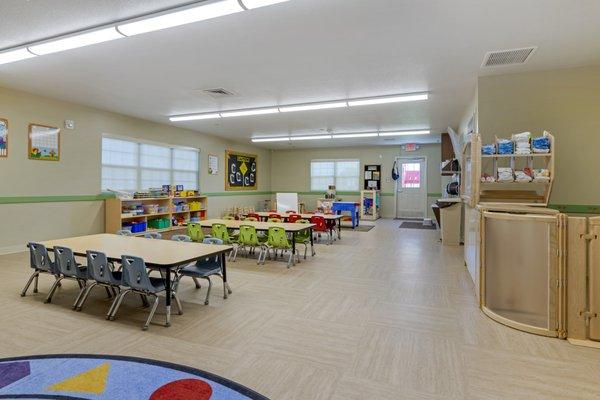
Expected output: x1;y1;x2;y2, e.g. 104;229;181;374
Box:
567;338;600;349
0;244;26;256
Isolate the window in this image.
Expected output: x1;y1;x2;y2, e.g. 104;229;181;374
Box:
401;162;421;188
310;159;360;191
101;137;199;191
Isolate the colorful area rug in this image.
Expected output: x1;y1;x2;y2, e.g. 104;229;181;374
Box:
0;354;268;400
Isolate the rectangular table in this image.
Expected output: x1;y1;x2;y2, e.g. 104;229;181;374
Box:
199;219;316;262
241;212;343;239
38;233;232;327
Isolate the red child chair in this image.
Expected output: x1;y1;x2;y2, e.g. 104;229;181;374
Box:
310;215;331;244
287;214;302;223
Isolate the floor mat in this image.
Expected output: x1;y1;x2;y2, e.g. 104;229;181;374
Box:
0;354;268;400
341;225;374;232
399;221;437;230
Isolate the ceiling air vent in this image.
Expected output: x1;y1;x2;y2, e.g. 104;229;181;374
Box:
200;88;237;98
482;46;537;67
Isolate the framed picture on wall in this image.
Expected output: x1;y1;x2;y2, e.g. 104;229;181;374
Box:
225;150;257;190
208;154;219;175
28;123;60;161
0;118;7;157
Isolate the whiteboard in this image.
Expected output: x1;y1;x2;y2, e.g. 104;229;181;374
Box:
276;193;298;213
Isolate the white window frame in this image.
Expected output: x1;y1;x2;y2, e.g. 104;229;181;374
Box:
310;159;360;191
101;134;200;191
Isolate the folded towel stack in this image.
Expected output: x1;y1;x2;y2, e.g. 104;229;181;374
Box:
533;169;550;182
497;139;514;155
497;167;514;182
515;168;533;182
481;144;495;155
513;132;531;155
532;136;550;153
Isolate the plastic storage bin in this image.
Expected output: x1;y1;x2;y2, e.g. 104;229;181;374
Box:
148;218;170;229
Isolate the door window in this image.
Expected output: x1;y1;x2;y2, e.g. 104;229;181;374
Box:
402;163;421;188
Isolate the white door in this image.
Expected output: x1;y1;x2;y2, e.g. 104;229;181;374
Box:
396;158;427;219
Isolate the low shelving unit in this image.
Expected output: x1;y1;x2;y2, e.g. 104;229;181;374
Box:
105;196;207;236
360;190;381;220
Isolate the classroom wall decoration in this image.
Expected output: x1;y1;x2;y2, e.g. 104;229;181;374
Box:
225;150;257;190
28;123;60;161
0;118;7;157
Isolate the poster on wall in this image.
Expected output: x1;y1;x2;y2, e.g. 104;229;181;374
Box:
225;150;257;190
28;124;60;161
0;118;7;157
208;154;219;175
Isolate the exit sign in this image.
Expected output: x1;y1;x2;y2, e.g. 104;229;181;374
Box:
403;143;419;152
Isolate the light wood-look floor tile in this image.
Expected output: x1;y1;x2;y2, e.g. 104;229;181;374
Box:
2;219;600;399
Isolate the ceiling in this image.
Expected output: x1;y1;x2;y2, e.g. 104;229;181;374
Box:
1;0;600;149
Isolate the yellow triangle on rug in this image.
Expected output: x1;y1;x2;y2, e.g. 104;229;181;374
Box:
47;362;110;394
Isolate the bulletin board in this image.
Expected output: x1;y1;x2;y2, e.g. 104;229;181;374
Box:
28;123;60;161
225;150;257;190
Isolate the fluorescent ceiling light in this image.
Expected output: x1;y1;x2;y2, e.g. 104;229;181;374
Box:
221;107;279;118
378;130;430;136
118;0;244;36
279;101;347;113
290;135;333;141
28;28;124;55
0;48;36;65
348;93;428;107
333;132;378;139
251;137;290;142
241;0;291;10
170;113;221;122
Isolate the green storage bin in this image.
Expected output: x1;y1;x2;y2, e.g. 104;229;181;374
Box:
148;218;170;229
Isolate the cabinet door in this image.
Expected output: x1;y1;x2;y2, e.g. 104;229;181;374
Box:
589;217;600;340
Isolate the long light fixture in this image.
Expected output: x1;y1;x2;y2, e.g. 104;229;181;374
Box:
29;28;124;55
0;0;290;65
0;48;36;65
252;129;431;142
169;92;428;121
279;101;347;113
347;93;429;107
221;107;279;118
290;134;332;141
117;0;244;36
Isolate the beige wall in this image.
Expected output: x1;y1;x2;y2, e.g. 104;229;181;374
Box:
270;145;441;218
477;65;600;205
0;86;271;251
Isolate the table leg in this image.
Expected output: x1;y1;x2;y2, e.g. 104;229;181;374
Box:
221;253;232;294
310;227;315;256
291;234;297;266
165;267;171;327
338;218;342;239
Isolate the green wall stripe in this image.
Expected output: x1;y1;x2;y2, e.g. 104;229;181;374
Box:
0;193;115;204
202;191;272;197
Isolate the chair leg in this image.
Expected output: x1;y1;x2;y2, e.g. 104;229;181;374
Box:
192;277;201;289
287;251;293;268
173;292;183;315
44;276;63;303
104;286;113;298
108;289;130;320
203;277;212;305
75;282;97;311
143;295;160;330
33;274;39;293
21;271;39;297
303;243;308;260
72;283;88;309
140;294;149;307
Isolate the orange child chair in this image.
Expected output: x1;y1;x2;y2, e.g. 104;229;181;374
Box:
268;213;282;220
310;215;331;245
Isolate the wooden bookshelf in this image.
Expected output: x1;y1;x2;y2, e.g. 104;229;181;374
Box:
105;196;208;236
